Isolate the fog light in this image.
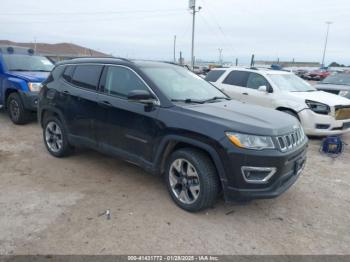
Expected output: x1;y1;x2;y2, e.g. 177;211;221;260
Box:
241;166;277;184
316;124;330;129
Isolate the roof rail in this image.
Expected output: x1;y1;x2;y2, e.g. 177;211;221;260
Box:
113;57;133;63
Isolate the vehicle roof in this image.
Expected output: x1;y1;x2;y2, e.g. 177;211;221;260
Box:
56;57;181;68
211;67;292;75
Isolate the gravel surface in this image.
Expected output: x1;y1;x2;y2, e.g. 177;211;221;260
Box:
0;110;349;255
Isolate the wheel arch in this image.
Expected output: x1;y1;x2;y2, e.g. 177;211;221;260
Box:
154;135;227;183
276;107;300;120
40;106;67;129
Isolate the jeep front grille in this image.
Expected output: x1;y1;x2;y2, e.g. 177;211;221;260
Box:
277;127;305;152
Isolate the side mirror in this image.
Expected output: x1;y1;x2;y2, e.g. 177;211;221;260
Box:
127;90;156;104
258;85;268;93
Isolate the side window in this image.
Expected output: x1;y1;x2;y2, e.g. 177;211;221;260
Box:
205;70;225;82
223;71;249;87
62;65;75;82
104;66;149;98
71;65;103;90
246;73;270;90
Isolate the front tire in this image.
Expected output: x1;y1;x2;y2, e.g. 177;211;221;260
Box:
165;148;220;212
7;93;31;125
43;116;73;157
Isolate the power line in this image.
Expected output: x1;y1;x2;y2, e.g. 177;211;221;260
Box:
198;13;234;56
0;8;186;16
200;0;236;54
2;12;185;24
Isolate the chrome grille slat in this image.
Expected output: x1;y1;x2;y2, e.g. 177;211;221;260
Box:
277;126;305;152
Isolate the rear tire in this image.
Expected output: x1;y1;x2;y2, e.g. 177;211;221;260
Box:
43;116;73;157
6;93;31;125
165;148;220;212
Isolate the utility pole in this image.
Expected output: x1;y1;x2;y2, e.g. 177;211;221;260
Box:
250;54;255;67
34;37;37;54
189;0;202;70
173;35;177;63
235;58;238;66
218;48;223;65
321;21;333;67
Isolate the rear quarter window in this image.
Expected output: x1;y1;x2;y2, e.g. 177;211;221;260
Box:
62;65;75;82
205;70;225;82
223;71;249;87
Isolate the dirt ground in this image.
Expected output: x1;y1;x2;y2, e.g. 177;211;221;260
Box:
0;110;349;255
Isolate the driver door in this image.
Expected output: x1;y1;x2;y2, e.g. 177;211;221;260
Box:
240;72;275;108
95;65;161;164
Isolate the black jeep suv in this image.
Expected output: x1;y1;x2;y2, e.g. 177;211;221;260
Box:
38;58;308;212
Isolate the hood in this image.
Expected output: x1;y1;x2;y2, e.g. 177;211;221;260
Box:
8;71;50;82
315;83;350;91
289;90;350;106
178;100;299;136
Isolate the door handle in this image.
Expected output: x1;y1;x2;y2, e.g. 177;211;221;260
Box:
242;92;249;95
63;90;70;94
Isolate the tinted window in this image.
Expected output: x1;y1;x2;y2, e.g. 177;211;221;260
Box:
62;65;75;82
246;73;270;89
205;70;225;82
71;65;103;90
104;66;149;98
223;71;249;87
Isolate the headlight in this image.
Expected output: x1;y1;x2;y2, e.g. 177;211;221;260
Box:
305;100;330;115
339;90;349;97
27;82;42;92
225;132;275;150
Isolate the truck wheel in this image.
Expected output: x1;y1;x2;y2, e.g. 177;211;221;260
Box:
6;93;31;125
165;148;220;212
43;116;73;157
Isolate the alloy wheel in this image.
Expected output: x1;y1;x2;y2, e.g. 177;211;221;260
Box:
169;158;201;204
9;99;20;121
45;121;63;153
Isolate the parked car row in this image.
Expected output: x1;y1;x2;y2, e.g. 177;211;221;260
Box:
205;67;350;136
1;45;309;212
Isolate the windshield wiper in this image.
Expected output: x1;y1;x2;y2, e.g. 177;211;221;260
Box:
171;98;205;104
202;96;230;103
10;69;28;71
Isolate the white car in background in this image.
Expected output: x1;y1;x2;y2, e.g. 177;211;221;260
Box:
205;68;350;136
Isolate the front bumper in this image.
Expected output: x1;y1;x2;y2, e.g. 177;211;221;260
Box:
221;140;308;202
298;108;350;136
18;90;39;111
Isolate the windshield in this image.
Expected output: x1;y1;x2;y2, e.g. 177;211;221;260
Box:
141;66;227;102
322;74;350;86
3;54;54;72
268;73;315;92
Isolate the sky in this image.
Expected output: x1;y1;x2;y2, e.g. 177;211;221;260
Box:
1;0;349;65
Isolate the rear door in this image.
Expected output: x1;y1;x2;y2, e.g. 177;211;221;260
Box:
216;70;249;102
61;64;103;147
240;72;275;107
96;65;161;164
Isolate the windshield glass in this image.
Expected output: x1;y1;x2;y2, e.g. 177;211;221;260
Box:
3;54;54;72
141;66;227;101
268;73;315;92
322;74;350;85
